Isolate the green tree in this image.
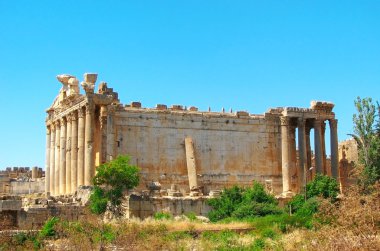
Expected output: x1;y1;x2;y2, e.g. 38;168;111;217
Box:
89;155;140;214
349;97;380;186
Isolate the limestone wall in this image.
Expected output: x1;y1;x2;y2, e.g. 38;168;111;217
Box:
17;205;83;229
126;194;212;219
115;109;283;194
9;180;45;195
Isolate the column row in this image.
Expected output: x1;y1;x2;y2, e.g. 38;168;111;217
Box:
46;104;95;196
280;117;339;195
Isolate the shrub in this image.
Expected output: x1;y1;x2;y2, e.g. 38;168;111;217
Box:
39;217;59;239
252;237;266;249
185;211;197;221
260;228;277;239
306;174;339;201
154;211;172;220
208;182;282;222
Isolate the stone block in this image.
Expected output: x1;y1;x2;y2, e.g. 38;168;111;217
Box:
156;104;167;110
131;102;142;108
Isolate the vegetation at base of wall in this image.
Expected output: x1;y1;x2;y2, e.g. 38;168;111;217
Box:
89;155;140;214
153;211;173;220
207;182;283;222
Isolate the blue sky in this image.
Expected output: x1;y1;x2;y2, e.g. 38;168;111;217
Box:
0;1;379;169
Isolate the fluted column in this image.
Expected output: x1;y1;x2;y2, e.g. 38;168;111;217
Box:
59;118;66;195
281;116;292;194
45;126;51;195
330;119;339;178
65;115;72;194
100;106;107;165
71;111;78;192
77;107;85;186
84;103;95;186
54;121;60;195
321;121;327;174
106;105;116;162
49;124;55;195
314;119;323;174
305;125;312;181
297;118;307;190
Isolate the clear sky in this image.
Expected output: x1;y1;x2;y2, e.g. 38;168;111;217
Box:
0;1;379;169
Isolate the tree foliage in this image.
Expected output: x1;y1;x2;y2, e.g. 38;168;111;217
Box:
349;97;380;186
89;155;140;214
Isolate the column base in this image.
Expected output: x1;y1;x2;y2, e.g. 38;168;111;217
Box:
280;191;295;198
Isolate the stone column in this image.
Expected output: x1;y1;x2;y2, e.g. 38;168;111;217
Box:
297;118;307;190
54;121;60;195
49;124;55;195
330;119;339;178
65;115;72;194
100;106;108;165
314;119;323;174
45;126;51;194
71;111;78;192
59;118;66;195
84;103;95;186
305;125;312;181
185;137;198;192
321;121;327;174
280;116;292;195
77;107;85;187
106;105;116;162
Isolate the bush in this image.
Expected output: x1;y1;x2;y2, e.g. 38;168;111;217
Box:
185;211;197;221
39;217;59;239
154;211;172;220
207;182;282;222
306;174;339;201
231;201;283;219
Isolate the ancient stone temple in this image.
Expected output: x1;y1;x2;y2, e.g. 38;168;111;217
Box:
45;73;339;197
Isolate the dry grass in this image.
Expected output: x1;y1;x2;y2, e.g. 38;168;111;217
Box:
281;183;380;251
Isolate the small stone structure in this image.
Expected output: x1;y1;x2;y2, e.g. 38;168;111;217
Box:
124;194;211;219
0;168;45;195
45;73;339;198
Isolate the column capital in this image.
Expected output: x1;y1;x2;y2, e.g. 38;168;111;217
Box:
54;120;61;127
78;107;85;118
329;118;338;130
70;111;77;121
107;104;117;114
85;103;95;115
280;116;290;126
60;117;67;126
297;117;306;127
66;114;73;123
313;118;322;127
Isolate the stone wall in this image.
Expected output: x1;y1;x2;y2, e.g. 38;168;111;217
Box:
9;180;45;195
17;205;83;229
125;194;212;219
115;110;283;194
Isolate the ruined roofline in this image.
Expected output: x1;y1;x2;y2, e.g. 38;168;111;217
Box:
49;72;335;119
